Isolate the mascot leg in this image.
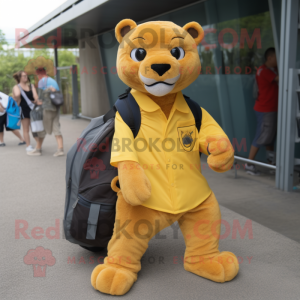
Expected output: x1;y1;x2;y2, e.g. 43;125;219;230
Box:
91;190;176;295
179;192;239;282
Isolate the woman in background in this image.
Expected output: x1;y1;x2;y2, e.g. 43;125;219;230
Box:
12;71;41;152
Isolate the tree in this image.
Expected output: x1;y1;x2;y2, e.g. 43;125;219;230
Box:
0;47;28;95
0;41;80;109
0;29;8;50
57;49;81;114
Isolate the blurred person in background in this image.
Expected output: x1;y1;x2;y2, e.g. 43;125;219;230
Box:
27;67;64;157
246;47;279;175
0;92;25;146
12;71;41;152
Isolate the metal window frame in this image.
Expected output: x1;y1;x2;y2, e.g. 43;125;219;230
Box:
268;0;280;58
56;65;79;119
276;0;299;191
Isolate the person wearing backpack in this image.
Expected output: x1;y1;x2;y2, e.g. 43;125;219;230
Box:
28;67;64;157
12;71;42;152
0;92;25;147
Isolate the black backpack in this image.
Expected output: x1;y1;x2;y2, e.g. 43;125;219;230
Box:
63;89;202;251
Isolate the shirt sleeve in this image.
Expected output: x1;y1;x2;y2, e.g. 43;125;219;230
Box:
198;108;229;155
261;68;277;83
110;111;139;167
46;78;60;91
51;79;60;91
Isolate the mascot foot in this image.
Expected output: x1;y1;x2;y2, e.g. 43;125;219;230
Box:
184;251;239;283
91;264;137;295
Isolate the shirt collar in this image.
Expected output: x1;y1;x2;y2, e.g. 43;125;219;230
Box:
173;92;190;114
130;89;160;112
130;89;190;114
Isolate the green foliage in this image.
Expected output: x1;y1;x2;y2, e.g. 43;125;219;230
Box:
0;29;8;50
57;49;81;114
0;30;80;103
0;50;29;95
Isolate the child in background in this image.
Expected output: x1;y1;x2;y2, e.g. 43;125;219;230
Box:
0;92;25;146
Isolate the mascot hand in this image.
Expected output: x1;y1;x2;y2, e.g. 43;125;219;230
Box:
117;161;151;206
206;136;234;173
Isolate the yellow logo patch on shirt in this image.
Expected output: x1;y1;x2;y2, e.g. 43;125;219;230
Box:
178;125;196;152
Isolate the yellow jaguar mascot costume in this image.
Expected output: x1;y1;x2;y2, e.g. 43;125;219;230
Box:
91;19;238;295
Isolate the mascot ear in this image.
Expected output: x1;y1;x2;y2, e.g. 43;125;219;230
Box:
115;19;137;43
183;22;204;45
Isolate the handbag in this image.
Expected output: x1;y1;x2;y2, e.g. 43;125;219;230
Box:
30;105;44;132
49;90;64;106
45;77;64;107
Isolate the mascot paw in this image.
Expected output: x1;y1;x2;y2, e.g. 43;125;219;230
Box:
184;251;239;283
91;264;137;295
206;135;234;173
118;161;151;206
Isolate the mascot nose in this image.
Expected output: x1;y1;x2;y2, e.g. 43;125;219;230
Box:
151;64;171;76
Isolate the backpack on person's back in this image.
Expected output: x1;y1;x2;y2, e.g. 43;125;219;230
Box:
6;96;22;130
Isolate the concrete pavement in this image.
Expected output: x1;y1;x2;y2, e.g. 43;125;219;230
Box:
0;115;299;300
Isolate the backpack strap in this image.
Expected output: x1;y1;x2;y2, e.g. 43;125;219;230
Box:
104;91;200;139
113;91;141;138
103;105;116;123
183;95;202;132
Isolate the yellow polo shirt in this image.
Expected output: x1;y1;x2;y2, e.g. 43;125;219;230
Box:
111;89;228;214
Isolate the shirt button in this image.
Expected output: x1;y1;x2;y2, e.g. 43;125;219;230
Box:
171;183;174;187
168;159;171;162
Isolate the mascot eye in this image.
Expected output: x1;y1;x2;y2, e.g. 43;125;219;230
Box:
130;48;147;62
170;47;185;60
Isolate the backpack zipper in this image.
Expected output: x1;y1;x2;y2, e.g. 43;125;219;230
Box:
72;197;80;209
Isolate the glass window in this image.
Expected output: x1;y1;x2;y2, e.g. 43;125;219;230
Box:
98;32;127;107
99;0;279;161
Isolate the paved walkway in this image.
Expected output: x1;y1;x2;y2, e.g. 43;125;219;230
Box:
1;115;299;300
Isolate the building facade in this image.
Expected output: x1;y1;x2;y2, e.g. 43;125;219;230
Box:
18;0;300;191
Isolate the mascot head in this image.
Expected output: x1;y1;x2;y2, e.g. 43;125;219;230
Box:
115;19;204;97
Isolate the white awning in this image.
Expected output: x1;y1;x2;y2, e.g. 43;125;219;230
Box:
18;0;203;48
